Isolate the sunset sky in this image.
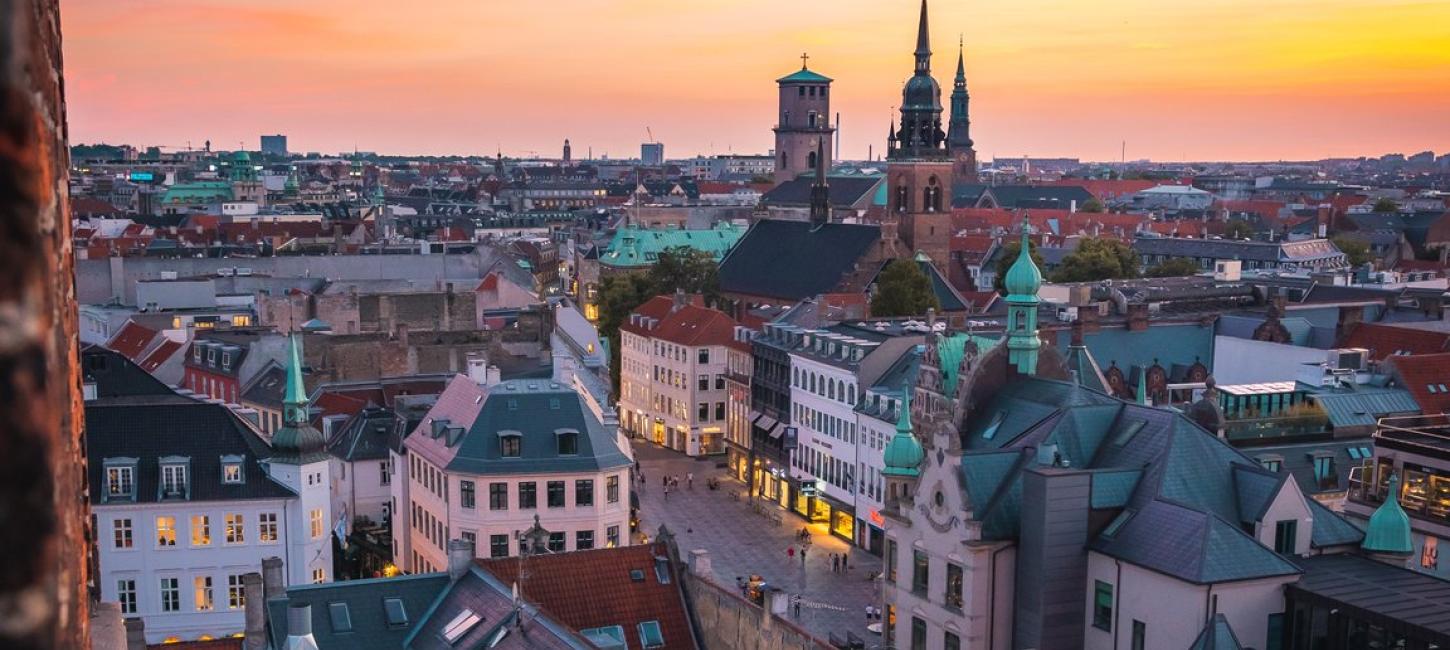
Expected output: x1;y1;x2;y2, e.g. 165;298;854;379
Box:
62;0;1450;162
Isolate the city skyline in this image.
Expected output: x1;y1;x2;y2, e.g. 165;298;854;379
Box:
65;0;1450;161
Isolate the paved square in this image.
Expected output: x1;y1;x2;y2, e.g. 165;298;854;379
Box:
631;441;884;645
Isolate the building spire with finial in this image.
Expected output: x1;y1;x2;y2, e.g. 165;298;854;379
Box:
914;0;932;71
809;138;830;228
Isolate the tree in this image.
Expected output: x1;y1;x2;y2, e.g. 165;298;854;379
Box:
1079;198;1105;213
1224;219;1255;240
871;259;940;317
1145;257;1203;278
1372;197;1399;213
1333;235;1374;267
596;245;726;392
994;239;1044;295
1049;237;1140;283
649;246;720;304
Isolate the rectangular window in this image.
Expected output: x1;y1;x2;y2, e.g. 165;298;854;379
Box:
156;516;177;547
106;466;135;497
1132;620;1146;650
190;515;210;546
380;459;391;486
944;631;960;650
259;512;278;542
698;402;709;421
1266;613;1284;650
885;539;897;582
489;482;508;510
160;577;180;612
548;481;565;508
310;508;324;539
458;479;476;508
490;534;509;559
715;375;725;390
698;349;709;364
715;402;725;421
519;482;537;509
161;464;187;497
225;514;244;544
222;463;242;484
1274;520;1298;554
312;568;325;584
639;620;665;649
501;435;521;457
607;475;620;503
1093;581;1114;631
576;479;594;506
911;550;929;594
945;563;964;609
194;575;214;611
911;617;926;650
699;375;709;391
117;579;137;614
548;531;566;553
113;518;133;549
577;530;595;550
227;574;245;609
607;525;620;548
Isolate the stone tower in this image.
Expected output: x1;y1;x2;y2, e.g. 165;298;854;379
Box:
887;0;954;269
947;38;978;187
773;56;834;184
563;138;572;165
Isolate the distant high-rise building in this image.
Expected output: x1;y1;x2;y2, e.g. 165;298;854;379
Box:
773;54;833;184
887;0;953;268
563;138;572;165
641;142;664;166
259;134;287;156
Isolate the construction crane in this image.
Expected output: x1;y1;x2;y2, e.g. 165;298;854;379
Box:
645;126;656;144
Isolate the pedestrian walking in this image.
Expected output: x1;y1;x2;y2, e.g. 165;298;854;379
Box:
842;549;850;571
832;554;840;573
664;484;670;501
864;604;873;624
800;546;807;566
687;472;694;490
661;475;667;488
793;595;802;618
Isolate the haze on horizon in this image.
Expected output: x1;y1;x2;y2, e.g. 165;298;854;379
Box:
63;0;1450;163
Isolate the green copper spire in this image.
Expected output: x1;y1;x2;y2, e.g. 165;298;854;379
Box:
1136;372;1148;405
882;390;924;478
283;334;308;425
1005;216;1043;375
1362;473;1414;556
271;334;328;464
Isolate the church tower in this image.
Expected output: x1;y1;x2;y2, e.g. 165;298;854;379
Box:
887;0;954;269
947;38;978;186
265;334;334;585
773;55;834;185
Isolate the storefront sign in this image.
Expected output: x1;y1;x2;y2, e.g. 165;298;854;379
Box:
869;509;884;526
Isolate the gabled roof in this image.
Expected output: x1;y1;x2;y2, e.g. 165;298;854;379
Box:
718;219;881;301
329;406;400;462
1188;614;1244;650
477;542;698;650
405;566;587;649
1091;499;1301;584
1385;352;1450;414
106;320;160;360
760;175;882;207
620;295;740;348
598;223;745;270
266;573;451;650
1342;323;1450;361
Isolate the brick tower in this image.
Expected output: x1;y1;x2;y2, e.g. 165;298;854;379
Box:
773;55;834;185
887;0;953;269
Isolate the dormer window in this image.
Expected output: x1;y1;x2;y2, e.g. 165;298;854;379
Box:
193;345;203;362
207;347;217;365
159;457;190;500
221;351;232;370
220;455;244;484
499;431;522;458
556;429;579;456
103;458;138;501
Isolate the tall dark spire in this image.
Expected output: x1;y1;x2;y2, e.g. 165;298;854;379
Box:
914;0;932;72
809;137;830;228
948;35;973;150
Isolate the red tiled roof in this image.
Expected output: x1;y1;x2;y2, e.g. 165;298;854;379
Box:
1341;323;1450;361
1394;259;1447;273
140;339;184;372
310;392;369;421
71;196;122;217
477;542;696;650
147;638;243;650
1387;352;1450;414
1214;199;1287;218
621;295;739;347
107;321;159;361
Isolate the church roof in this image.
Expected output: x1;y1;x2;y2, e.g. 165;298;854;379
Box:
777;68;833;84
718;219;881;301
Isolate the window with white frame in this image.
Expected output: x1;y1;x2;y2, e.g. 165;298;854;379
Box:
259;512;278;542
311;568;326;584
160;462;188;498
156;516;177;547
191;515;210;546
194;575;214;611
225;513;244;544
105;464;135;498
221;456;244;484
116;579;137;614
160;577;180;612
112;518;133;549
310;508;323;539
227;574;245;609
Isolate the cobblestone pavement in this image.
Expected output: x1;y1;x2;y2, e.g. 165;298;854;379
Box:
631;440;884;646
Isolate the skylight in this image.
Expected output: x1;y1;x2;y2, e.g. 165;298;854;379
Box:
442;608;482;644
638;621;665;649
383;597;408;627
1112;419;1147;447
328;602;352;633
1102;509;1134;537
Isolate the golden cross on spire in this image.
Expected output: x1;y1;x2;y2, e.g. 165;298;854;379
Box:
800;52;809;69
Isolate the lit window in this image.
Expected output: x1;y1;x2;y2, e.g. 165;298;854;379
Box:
310;508;324;539
156;516;177;547
194;575;214;611
259;512;278;542
222;461;243;484
105;465;135;498
225;514;245;544
191;515;210;546
312;568;326;584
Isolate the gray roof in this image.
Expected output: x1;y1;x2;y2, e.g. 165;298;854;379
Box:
404;567;587;649
759;175;882;208
1133;236;1347;264
445;380;631;476
266;574;451;650
329;406;401;462
1290;554;1450;639
718;219;881;301
1188;614;1245;650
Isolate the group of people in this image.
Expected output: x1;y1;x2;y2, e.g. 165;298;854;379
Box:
785;543;851;573
660;472;694;500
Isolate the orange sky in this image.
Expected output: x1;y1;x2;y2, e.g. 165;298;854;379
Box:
62;0;1450;162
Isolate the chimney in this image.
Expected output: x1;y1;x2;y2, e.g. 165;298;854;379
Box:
448;538;476;581
1126;302;1149;332
285;603;319;649
689;549;713;577
466;352;489;385
1014;466;1091;649
243;572;266;650
124;615;146;650
671;288;687;313
262;556;285;602
1070;318;1085;347
486;364;502;387
926;307;937;329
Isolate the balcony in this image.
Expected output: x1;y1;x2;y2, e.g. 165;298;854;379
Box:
1347;414;1450;525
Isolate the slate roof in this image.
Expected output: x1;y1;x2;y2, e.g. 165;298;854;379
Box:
266;574;451;650
1091;499;1301;584
84;348;294;505
240;362;286;408
1132;236;1347;265
718;219;881;301
1051;323;1215;380
759;175;881;207
404;566;587;649
979;185;1094;210
329;406;401;462
1307;386;1420;428
1289;553;1450;638
1188;614;1245;650
477;542;698;650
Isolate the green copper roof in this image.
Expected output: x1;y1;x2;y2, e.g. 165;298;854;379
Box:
600;222;745;269
936;333;998;395
1003;220;1042;300
283;334;308;408
271;334;327;464
882;391;924;477
1362;473;1414;555
161;181;233;204
777;68;833;84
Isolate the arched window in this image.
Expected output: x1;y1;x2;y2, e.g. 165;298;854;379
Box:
808;150;818;170
808;111;818;128
895;184;909;213
781;151;788;170
783;110;790;126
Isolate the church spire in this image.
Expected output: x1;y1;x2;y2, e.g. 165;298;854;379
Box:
271;334;328;464
914;0;932;72
283;334;308;425
948;35;974;151
1004;216;1043;375
809;137;830;228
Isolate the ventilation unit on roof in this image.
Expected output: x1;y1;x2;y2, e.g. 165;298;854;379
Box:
1326;348;1367;372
